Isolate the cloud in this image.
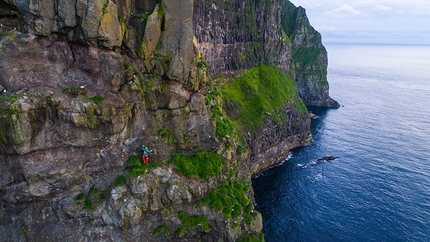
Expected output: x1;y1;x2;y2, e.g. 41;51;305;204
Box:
292;0;430;44
373;5;391;11
324;4;360;17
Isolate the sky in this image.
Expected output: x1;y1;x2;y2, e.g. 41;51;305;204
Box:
290;0;430;45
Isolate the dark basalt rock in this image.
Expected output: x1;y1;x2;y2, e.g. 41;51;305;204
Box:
317;155;337;161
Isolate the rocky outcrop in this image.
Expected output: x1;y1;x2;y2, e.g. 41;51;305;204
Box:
0;34;124;94
0;0;334;241
141;4;163;59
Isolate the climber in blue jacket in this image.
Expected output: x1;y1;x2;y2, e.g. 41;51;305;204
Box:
141;145;152;163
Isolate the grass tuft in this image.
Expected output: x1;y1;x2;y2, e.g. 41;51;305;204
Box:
75;193;85;201
115;176;126;186
153;224;172;236
63;87;87;96
90;95;105;104
175;226;186;237
178;211;210;233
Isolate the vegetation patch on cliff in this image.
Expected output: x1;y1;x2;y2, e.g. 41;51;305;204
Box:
204;89;235;138
178;211;211;233
237;233;265;242
62;87;87;96
198;180;251;219
167;150;225;180
153;224;172;236
221;65;307;134
75;186;109;211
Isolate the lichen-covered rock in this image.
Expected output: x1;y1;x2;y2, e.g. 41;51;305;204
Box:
0;0;126;49
119;198;141;219
162;0;198;86
98;1;123;48
129;176;149;207
57;0;78;28
29;0;56;36
142;4;163;59
111;186;127;203
0;34;127;95
81;0;104;44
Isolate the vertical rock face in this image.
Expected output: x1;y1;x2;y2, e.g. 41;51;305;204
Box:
193;0;292;75
0;0;335;241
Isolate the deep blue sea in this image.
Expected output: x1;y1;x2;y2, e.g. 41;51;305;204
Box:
252;44;430;242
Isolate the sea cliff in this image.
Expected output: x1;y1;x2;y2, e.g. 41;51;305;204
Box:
0;0;336;241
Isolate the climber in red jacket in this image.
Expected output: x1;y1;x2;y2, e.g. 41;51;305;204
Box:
141;145;152;163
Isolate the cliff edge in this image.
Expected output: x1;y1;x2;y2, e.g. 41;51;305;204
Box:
1;0;334;241
282;3;340;108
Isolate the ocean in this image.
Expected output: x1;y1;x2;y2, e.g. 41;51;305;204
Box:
252;43;430;242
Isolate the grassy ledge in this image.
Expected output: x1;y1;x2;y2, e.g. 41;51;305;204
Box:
167;150;225;180
197;180;252;219
221;65;307;134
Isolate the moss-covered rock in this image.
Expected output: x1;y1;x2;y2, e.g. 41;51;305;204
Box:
98;1;123;48
222;65;307;134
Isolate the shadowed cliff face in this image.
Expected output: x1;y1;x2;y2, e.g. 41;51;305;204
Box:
280;3;340;108
193;0;292;75
0;0;327;241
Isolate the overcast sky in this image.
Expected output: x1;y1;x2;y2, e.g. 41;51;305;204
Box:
291;0;430;45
